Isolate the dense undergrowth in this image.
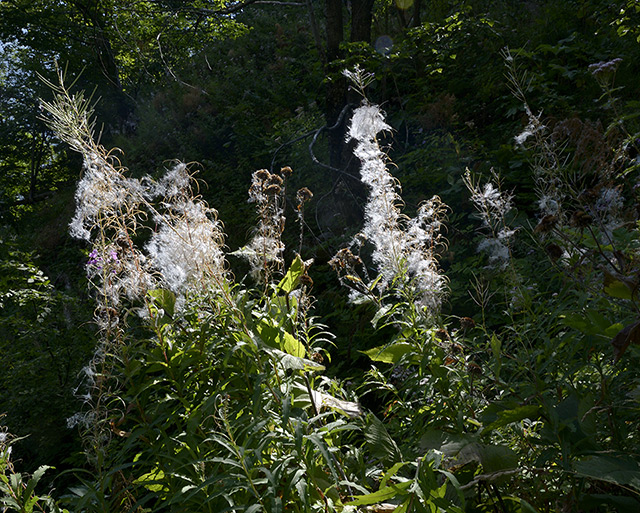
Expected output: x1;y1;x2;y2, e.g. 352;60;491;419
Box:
3;48;640;511
3;2;640;511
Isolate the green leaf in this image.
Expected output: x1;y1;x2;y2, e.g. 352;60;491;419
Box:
134;467;167;493
490;334;501;379
23;465;51;505
474;444;518;474
260;343;324;372
604;278;634;300
419;430;475;455
483;405;541;431
574;454;640;492
283;331;305;358
380;462;409;489
347;481;412;505
147;289;176;317
361;342;415;365
278;255;305;294
365;414;403;465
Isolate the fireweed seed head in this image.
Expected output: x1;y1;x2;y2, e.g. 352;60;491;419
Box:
596;187;624;215
477;237;510;268
146;199;226;294
538;195;560;216
153;162;192;198
343;103;447;316
348;105;391;144
69;155;146;241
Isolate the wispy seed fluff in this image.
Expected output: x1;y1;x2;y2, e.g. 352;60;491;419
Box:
69;152;145;241
146;164;226;294
464;170;515;270
346;104;447;315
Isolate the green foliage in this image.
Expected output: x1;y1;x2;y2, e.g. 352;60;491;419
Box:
6;1;640;512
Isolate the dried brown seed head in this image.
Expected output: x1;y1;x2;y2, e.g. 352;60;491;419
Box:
255;169;270;181
265;184;282;195
534;214;558;234
279;166;293;178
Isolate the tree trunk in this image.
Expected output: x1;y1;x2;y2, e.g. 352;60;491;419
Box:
350;0;375;43
324;0;347;170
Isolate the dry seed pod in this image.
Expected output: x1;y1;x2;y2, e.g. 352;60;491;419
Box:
570;210;592;228
279;166;293;178
300;273;314;288
255;169;270;181
268;174;284;186
534;214;558;234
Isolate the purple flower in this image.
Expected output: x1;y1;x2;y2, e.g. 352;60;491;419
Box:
588;58;622;76
87;249;102;268
109;250;119;262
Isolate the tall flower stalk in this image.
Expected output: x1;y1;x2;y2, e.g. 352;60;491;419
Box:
40;68;228;465
332;68;448;319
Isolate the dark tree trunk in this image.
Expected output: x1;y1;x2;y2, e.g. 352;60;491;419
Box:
350;0;375;43
411;0;422;28
324;0;347;170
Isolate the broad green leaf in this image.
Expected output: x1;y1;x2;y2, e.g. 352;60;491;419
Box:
362;342;415;365
278;255;305;294
256;319;306;357
483;405;541;431
255;320;280;349
260;343;324;372
283;331;305;358
604;278;634;300
574;454;640;491
147;289;176;317
419;430;475;454
134;468;167;493
475;444;518;474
